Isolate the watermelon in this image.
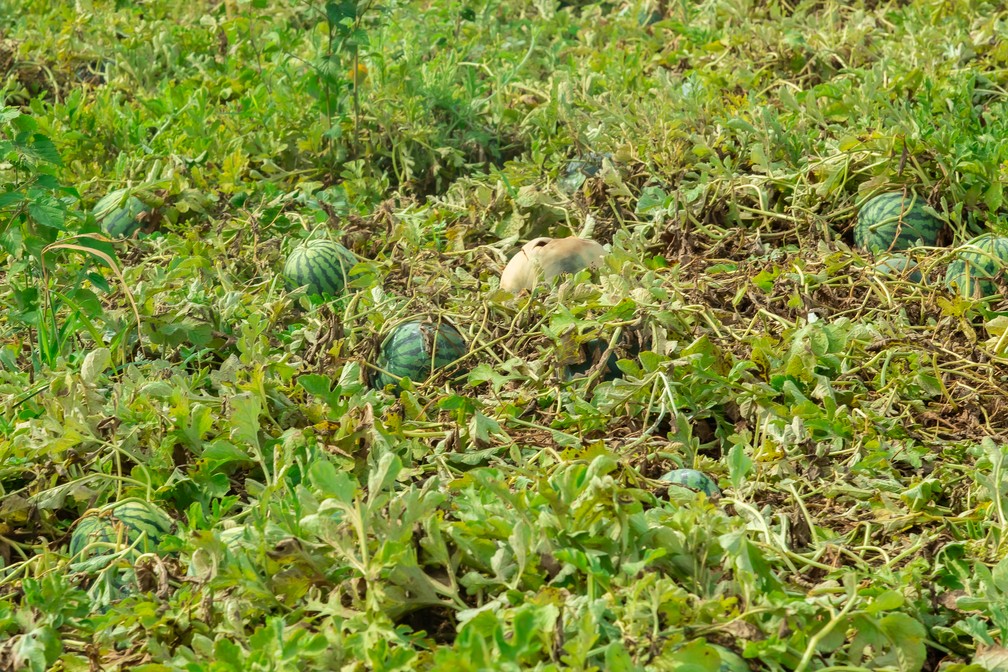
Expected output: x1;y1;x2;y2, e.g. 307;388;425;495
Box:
944;233;1008;299
566;338;621;380
659;469;720;497
559;152;611;193
283;239;359;298
372;320;468;391
94;191;148;237
69;499;174;563
854;191;942;252
873;254;923;283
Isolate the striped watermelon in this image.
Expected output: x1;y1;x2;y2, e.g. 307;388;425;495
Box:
873;254;923;283
659;469;720;497
372;320;467;391
854;191;942;252
69;499;173;564
944;233;1008;299
283;239;359;298
94;191;148;237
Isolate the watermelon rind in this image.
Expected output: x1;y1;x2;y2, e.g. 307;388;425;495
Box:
944;233;1008;299
659;469;721;497
283;239;359;298
372;319;468;391
854;191;942;252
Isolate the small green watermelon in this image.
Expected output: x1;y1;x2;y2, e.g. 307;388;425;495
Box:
854;191;942;252
659;469;720;497
873;254;923;283
944;233;1008;299
283;239;359;297
94;191;149;237
372;320;467;391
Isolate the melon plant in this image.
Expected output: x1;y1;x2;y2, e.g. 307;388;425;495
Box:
94;190;148;237
283;238;359;297
372;320;467;391
944;233;1008;299
854;191;942;252
659;469;720;497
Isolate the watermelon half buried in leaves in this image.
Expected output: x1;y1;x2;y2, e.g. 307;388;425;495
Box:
69;499;174;565
873;254;924;284
94;191;148;237
283;239;359;298
566;338;621;380
944;233;1008;299
854;191;942;252
659;469;720;497
372;320;467;391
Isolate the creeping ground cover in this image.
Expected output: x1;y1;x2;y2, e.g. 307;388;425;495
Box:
4;0;1008;669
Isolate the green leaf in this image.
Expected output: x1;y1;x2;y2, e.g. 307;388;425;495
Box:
13;626;61;672
230;392;261;451
727;441;753;490
309;459;356;504
326;0;357;26
367;451;402;505
866;589;905;615
27;199;66;230
603;641;644;672
469;411;502;446
80;347;111;384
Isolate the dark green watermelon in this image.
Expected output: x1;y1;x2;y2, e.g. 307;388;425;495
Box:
372;320;467;391
854;191;942;252
659;469;720;497
944;233;1008;299
283;239;359;298
566;338;622;380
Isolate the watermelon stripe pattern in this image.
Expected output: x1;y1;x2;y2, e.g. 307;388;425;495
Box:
854;191;942;252
96;194;148;237
944;233;1008;299
69;500;174;563
372;320;467;391
283;239;359;298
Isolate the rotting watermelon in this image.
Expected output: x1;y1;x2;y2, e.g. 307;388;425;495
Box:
372;320;468;391
283;239;359;298
854;191;942;252
659;469;721;497
944;233;1008;299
